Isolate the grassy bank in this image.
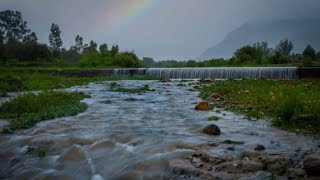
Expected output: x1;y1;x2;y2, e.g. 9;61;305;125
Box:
0;91;88;132
199;79;320;134
0;72;159;95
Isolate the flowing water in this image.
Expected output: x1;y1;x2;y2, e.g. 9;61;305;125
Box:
113;67;298;79
0;80;319;179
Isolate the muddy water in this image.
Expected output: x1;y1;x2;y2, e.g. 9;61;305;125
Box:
0;80;319;179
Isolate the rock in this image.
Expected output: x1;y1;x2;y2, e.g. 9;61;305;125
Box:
259;154;289;173
216;160;264;173
226;146;235;151
203;124;221;135
297;114;317;125
210;93;220;99
304;156;320;176
169;159;200;176
240;161;264;173
241;151;263;160
195;102;209;111
221;140;245;145
288;168;307;179
159;78;171;82
254;145;265;151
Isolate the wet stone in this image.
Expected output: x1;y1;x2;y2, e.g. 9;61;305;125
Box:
304;156;320;176
254;144;266;151
203;124;221;135
195;101;209;111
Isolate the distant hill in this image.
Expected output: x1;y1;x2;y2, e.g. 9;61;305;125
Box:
200;19;320;59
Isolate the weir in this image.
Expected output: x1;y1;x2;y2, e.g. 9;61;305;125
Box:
113;67;299;79
50;67;319;79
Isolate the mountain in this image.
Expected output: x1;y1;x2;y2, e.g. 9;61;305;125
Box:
200;19;320;59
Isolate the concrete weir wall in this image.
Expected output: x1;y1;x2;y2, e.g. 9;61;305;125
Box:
48;67;320;79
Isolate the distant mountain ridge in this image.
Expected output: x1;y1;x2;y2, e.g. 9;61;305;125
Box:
200;19;320;59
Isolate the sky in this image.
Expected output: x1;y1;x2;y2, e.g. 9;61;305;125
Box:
0;0;320;60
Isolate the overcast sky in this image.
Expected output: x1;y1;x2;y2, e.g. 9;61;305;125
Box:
1;0;320;60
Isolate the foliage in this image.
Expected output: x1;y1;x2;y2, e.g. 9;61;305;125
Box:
199;80;320;133
0;71;160;94
276;38;293;56
110;45;119;57
74;35;84;53
49;23;63;53
232;45;263;64
253;42;272;56
0;10;30;42
303;45;316;60
208;116;219;121
0;91;88;131
99;43;108;56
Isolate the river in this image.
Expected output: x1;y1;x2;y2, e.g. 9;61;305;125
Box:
0;80;319;179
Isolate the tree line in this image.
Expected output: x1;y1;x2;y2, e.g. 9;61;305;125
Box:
0;10;143;67
143;40;320;68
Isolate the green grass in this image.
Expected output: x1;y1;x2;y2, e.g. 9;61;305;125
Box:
0;91;88;132
109;82;156;94
0;72;159;94
208;115;220;121
199;79;320;133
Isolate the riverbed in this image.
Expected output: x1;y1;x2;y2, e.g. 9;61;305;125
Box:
0;80;319;179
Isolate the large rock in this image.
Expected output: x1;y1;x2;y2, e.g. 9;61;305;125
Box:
195;102;209;111
203;124;221;135
304;156;320;176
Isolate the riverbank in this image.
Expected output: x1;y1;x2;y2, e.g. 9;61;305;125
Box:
199;79;320;134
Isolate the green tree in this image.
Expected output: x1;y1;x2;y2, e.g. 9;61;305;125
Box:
142;57;155;67
23;32;38;44
303;45;316;60
276;38;293;56
85;40;98;54
0;10;30;42
99;43;108;56
253;42;272;56
110;45;119;56
74;35;84;53
233;45;262;64
113;51;142;68
49;23;63;53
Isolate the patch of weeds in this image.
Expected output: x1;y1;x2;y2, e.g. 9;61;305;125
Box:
208;116;220;121
198;79;320;134
38;150;46;158
177;83;186;87
0;91;88;132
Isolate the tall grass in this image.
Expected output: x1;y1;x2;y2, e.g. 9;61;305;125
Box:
199;80;320;133
0;91;88;132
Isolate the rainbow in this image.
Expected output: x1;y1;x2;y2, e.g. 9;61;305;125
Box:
94;0;165;35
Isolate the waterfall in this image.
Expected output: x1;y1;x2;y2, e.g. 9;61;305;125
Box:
112;67;298;79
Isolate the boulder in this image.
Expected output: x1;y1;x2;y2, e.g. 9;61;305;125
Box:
304;156;320;176
203;124;221;135
254;145;265;151
195;102;209;111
